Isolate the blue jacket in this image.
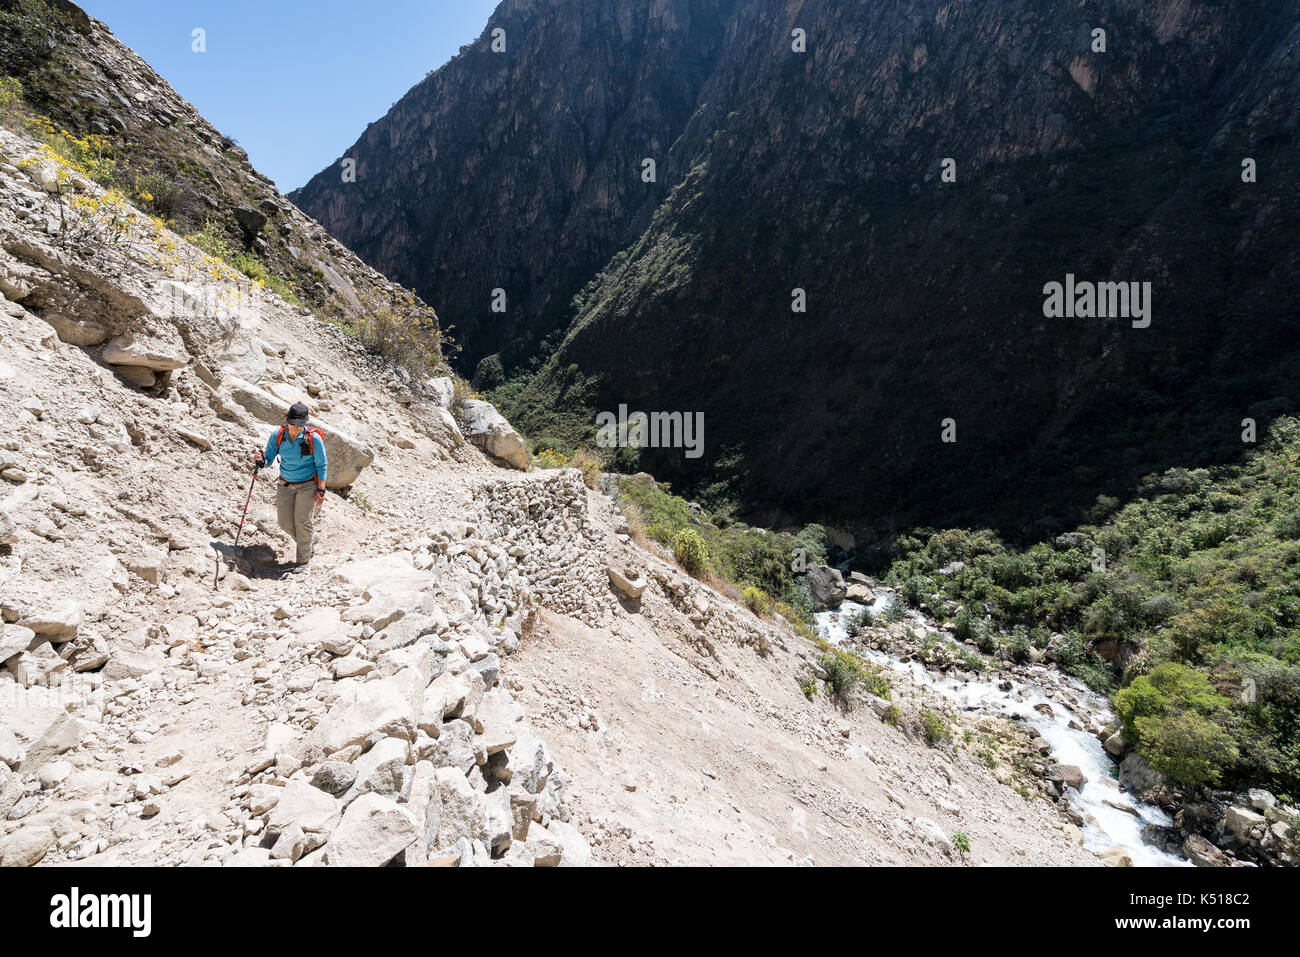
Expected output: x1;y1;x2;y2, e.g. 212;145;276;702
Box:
264;427;328;484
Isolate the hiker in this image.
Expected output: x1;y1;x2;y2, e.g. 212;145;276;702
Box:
253;402;328;568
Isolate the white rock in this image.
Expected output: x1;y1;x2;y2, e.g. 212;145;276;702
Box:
265;780;341;835
102;334;189;371
459;400;530;470
307;678;417;755
0;824;55;866
324;793;419;867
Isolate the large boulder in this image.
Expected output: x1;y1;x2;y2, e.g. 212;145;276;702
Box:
1223;805;1266;843
233;205;268;236
305;677;417;756
803;564;847;611
331;553;438;600
1099;845;1133;867
0;685;84;771
435;766;487;847
845;571;875;603
1048;764;1087;792
264;779;341;837
1118;752;1164;800
459;400;529;470
1183;833;1231;868
153;280;263;383
229;380;374;487
426;376;454;409
0;624;34;667
101;334;189;371
547;819;592;867
607;566;647;600
16;601;83;639
40;312;108;346
324;793;420;867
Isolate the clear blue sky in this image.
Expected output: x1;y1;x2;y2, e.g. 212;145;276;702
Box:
79;0;500;191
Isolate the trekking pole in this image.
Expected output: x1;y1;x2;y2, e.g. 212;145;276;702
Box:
215;463;261;590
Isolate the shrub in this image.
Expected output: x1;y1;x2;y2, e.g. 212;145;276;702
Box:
23;116;117;188
818;652;859;706
845;607;874;637
0;76;21;115
351;288;444;378
920;708;951;746
672;527;710;576
818;647;890;708
743;585;773;617
1115;662;1239;788
450;375;479;412
952;831;971;856
882;599;908;623
533;448;571;470
798;673;818;701
953;607;974;640
533;436;574;457
792;524;829;566
132;170;183;221
473;353;505;390
570;449;602;489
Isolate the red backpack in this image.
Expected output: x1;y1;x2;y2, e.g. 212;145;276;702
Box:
275;425;324;456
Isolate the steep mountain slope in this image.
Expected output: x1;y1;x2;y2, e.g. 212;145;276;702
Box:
295;0;1300;536
0;0;439;349
291;0;738;372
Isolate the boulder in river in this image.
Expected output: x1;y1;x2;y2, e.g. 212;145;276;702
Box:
803;564;847;611
1099;845;1133;867
1118;752;1163;801
1048;763;1087;791
845;571;875;603
1183;833;1231;867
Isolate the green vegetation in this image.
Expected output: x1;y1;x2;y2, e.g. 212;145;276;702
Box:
615;474;826;625
742;585;773;617
1115;663;1240;789
671;527;710;576
815;644;890;710
531;445;601;489
186;218;300;305
920;708;952;747
798;673;818;701
885;417;1300;795
952;831;971;856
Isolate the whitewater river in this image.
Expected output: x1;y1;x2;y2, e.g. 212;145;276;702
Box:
816;595;1189;866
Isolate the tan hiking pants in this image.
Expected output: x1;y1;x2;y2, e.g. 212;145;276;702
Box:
276;479;319;564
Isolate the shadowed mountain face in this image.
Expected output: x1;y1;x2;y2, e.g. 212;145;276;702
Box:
294;0;1300;537
291;0;739;371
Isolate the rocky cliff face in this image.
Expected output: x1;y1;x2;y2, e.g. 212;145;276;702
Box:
292;0;737;372
295;0;1300;535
